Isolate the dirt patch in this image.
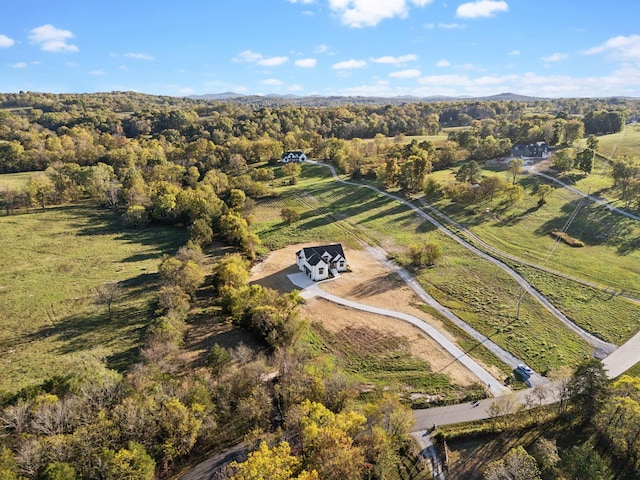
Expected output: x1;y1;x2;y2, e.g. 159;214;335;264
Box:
250;243;478;387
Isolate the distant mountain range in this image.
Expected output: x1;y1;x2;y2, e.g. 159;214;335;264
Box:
187;92;548;106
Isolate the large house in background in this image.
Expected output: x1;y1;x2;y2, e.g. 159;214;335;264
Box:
510;141;551;159
281;150;307;163
296;244;348;282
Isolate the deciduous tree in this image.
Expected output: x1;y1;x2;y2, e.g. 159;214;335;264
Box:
281;207;300;225
483;446;541;480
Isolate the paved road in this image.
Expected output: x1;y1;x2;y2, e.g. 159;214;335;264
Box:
364;246;547;388
528;166;640;222
307;160;616;356
178;443;249;480
413;381;564;430
411;432;446;480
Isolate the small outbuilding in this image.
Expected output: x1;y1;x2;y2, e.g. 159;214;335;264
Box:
281;151;307;163
296;244;348;281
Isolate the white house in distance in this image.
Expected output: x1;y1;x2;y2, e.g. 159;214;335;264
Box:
281;150;307;163
296;244;348;281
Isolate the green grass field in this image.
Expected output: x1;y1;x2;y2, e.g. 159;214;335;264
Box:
597;123;640;159
0;204;187;393
252;164;595;374
0;171;35;190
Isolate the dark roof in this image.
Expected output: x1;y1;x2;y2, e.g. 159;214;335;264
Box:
297;244;345;264
282;150;305;157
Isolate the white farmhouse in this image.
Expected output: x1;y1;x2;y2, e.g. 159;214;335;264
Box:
296;244;348;281
281;150;307;163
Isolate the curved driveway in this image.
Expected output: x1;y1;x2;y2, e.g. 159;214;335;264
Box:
529;167;640;222
289;272;510;397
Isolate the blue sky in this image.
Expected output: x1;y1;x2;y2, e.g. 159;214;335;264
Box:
1;0;640;98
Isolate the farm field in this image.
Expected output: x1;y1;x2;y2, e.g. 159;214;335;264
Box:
252;164;595;375
0;203;186;393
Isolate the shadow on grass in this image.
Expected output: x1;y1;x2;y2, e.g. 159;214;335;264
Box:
184;311;265;368
65;204;188;253
21;274;159;372
535;197;640;253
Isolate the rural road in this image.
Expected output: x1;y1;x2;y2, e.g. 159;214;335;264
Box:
307;160;617;356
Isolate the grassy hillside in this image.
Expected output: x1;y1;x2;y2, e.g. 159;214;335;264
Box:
425;167;640;295
0;204;186;393
0;171;35;190
597;123;640;159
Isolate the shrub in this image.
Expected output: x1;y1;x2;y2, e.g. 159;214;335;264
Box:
550;229;585;247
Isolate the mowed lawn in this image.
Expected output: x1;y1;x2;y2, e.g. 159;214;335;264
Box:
0;203;186;393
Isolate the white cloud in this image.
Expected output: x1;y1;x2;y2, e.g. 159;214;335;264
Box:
233;50;288;66
390;69;421;78
371;54;417;64
329;0;434;28
456;1;508;18
124;52;155;60
314;44;329;53
0;34;15;48
581;35;640;62
233;50;263;62
259;78;284;86
258;56;289;67
541;53;568;62
295;58;317;67
287;84;305;91
425;22;465;29
12;62;27;68
332;59;367;69
29;24;78;52
436;59;451;67
328;64;640;98
509;50;520;56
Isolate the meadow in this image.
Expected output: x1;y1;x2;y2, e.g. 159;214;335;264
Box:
597;122;640;159
0;203;186;393
0;171;34;190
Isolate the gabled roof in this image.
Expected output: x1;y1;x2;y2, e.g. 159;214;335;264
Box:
282;150;305;157
297;244;346;264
